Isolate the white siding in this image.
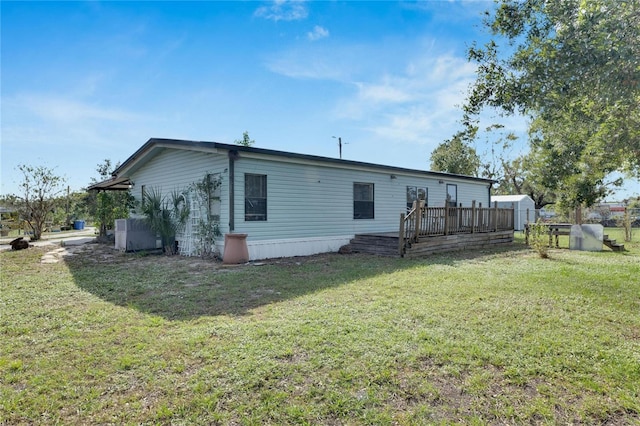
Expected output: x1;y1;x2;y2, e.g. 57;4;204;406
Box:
231;156;491;242
129;148;229;234
126;145;491;259
130;148;226;199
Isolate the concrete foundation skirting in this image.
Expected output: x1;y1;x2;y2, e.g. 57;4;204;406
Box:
235;235;353;261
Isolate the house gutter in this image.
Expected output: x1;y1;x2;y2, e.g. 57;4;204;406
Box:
228;150;239;231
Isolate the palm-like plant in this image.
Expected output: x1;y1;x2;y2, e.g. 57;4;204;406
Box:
141;187;190;255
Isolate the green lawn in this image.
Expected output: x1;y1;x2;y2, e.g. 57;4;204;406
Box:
1;229;639;425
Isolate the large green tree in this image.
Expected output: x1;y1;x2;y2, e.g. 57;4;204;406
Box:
430;134;481;176
463;0;640;208
498;154;556;209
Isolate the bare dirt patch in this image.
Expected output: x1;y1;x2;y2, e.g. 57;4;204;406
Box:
63;240;355;270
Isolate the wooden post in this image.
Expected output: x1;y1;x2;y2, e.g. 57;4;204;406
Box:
399;213;406;256
413;201;422;242
493;201;499;232
576;205;582;225
478;203;483;232
471;200;476;233
488;202;493;232
458;203;463;233
444;201;449;236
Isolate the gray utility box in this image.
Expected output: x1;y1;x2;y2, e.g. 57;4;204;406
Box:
570;224;604;252
115;218;158;252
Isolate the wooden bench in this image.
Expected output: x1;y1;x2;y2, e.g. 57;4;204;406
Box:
525;223;572;248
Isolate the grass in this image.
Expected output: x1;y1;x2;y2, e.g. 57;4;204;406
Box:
1;229;639;425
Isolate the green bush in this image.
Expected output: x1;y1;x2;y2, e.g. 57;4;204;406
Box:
528;219;550;258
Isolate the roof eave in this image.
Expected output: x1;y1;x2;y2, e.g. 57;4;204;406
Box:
87;176;133;191
110;137;496;185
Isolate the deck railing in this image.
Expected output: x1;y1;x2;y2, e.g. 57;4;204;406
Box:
399;201;514;255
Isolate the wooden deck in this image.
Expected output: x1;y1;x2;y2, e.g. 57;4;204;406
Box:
350;230;514;257
349;203;515;257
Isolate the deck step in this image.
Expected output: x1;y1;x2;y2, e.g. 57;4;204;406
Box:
603;236;625;252
349;234;399;256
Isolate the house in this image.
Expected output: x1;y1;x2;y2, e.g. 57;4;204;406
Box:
491;194;535;231
91;138;497;260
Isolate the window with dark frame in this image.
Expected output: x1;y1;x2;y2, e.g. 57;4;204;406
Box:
406;186;428;211
406;186;417;211
418;187;428;206
354;182;374;219
141;185;147;207
245;174;267;221
446;183;457;207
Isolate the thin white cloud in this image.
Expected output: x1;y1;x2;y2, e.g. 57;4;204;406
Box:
1;93;155;193
254;1;308;22
9;94;141;123
264;41;385;81
333;54;478;143
265;36;486;149
1;93;148;152
264;45;364;80
355;81;413;104
367;107;436;143
307;25;329;41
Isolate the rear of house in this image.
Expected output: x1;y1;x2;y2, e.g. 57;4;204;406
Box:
93;138;494;260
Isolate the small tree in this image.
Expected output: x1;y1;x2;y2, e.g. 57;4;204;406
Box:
86;160;135;237
528;219;550;259
234;131;255;147
93;191;135;237
9;164;66;241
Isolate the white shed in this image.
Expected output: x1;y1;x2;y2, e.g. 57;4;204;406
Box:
491;194;536;231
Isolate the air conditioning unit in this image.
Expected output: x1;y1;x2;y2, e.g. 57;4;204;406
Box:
114;218;158;252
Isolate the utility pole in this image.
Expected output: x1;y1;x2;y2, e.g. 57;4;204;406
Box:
66;185;70;226
332;136;346;159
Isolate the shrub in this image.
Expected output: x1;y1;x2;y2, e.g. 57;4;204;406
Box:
528;219;550;258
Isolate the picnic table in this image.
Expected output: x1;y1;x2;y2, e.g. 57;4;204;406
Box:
525;223;572;248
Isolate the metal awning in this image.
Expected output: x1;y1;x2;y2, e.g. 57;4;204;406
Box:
87;176;133;191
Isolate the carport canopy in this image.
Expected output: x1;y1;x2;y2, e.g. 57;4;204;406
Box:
87;176;133;191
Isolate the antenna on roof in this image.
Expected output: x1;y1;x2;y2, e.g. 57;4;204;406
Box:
332;136;348;159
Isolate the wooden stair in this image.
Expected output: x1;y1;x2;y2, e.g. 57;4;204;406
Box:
349;233;399;256
603;234;625;252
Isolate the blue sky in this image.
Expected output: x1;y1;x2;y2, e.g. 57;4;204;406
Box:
2;1;638;200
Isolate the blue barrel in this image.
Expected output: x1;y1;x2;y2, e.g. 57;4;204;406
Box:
73;220;85;230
